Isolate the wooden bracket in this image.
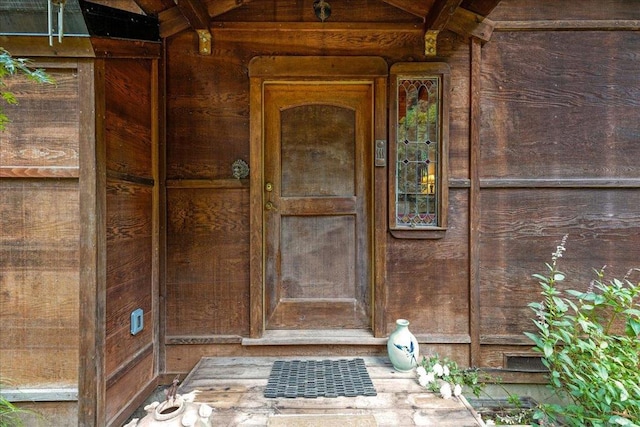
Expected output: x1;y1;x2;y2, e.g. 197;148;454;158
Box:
424;30;439;56
196;29;212;55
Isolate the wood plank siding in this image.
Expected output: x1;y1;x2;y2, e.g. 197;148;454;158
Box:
1;0;639;425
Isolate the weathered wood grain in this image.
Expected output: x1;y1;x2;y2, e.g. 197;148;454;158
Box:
0;180;79;386
489;0;640;21
385;189;469;336
214;0;422;23
105;59;153;180
0;69;79;169
480;31;640;179
479;188;640;341
173;357;482;426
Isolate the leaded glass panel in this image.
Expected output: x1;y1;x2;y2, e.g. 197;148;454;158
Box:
395;77;440;227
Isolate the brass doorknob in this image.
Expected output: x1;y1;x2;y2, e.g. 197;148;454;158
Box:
265;201;276;211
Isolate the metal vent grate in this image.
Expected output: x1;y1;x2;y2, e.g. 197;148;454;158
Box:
505;355;547;372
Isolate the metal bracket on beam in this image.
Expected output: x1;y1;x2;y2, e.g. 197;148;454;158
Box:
197;29;212;55
424;30;439;56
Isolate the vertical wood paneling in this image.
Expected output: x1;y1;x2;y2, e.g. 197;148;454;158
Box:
102;57;158;425
78;59;105;426
469;38;481;367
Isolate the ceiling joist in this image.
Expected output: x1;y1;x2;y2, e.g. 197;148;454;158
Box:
173;0;211;54
423;0;463;56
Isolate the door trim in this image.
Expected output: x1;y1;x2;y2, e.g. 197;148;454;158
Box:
248;56;388;338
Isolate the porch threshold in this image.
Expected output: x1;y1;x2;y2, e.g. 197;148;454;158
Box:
242;329;386;346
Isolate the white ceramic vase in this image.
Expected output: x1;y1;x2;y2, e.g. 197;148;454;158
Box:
387;318;419;372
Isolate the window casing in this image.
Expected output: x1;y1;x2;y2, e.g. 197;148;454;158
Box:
389;63;449;239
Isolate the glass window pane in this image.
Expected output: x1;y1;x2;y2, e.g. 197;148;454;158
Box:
396;77;440;227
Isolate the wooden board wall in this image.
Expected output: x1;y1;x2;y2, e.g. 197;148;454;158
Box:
477;0;640;368
102;58;158;425
164;0;640;379
0;66;80;391
163;0;475;372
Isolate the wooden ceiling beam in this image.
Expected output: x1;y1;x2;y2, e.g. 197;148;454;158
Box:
174;0;211;29
172;0;212;54
424;0;464;31
159;7;190;38
448;7;494;42
206;0;254;19
381;0;430;19
133;0;176;15
460;0;502;17
422;0;462;56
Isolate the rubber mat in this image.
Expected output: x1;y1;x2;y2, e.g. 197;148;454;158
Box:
264;358;377;398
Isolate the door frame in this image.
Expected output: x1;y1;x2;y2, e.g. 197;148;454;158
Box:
248;56;388;338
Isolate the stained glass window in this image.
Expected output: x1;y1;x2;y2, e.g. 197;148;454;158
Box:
396;78;439;227
390;63;449;236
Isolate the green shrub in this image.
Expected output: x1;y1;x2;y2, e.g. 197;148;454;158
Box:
525;235;640;426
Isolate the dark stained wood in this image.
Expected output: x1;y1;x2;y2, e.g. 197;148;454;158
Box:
494;19;640;31
78;59;106;427
448;7;495;41
105;351;155;426
460;0;502;17
479;188;640;341
373;75;388;338
173;0;210;29
206;0;255;18
166;188;250;336
425;0;464;31
469;37;481;367
102;56;159;425
480;31;640;180
217;0;422;23
159;7;191;38
0;180;79;384
133;0;175;15
382;0;433;18
263;83;373;331
488;0;640;21
385;189;470;337
0;68;79;170
105;59;153;179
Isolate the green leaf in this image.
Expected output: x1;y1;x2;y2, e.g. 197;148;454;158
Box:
543;341;554;358
626;317;640;337
609;415;633;425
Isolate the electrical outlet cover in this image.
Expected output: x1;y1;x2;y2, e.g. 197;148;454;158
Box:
130;308;144;335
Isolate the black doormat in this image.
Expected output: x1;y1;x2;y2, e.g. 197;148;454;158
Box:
264;358;377;398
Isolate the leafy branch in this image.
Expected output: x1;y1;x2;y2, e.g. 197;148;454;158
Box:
525;236;640;426
0;47;55;131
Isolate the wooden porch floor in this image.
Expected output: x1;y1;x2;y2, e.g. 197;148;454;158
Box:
178;356;484;426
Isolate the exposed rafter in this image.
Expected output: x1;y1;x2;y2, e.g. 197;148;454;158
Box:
381;0;430;18
423;0;463;56
174;0;210;29
173;0;212;54
424;0;463;30
207;0;254;18
460;0;502;17
133;0;176;15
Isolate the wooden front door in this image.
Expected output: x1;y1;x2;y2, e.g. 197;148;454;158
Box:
263;82;373;330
